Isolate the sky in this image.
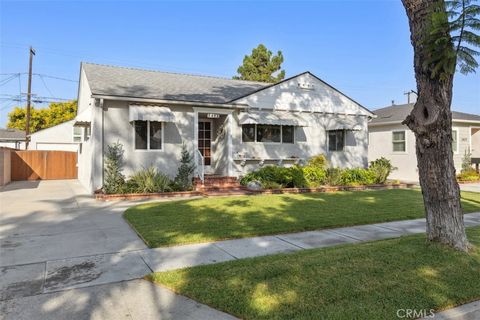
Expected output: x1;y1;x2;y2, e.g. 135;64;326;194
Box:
0;0;479;127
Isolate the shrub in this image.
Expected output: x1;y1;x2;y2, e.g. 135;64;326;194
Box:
303;166;327;187
340;168;376;186
127;166;172;193
239;165;307;188
173;143;195;191
325;168;343;186
307;154;328;170
461;149;473;173
261;181;283;189
369;157;397;184
103;142;125;194
457;169;480;182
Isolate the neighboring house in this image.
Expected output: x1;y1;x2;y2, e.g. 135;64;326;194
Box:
73;62;374;193
368;103;480;181
28;119;86;152
0;128;26;149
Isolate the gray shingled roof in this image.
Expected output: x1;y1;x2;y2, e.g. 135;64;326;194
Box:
82;63;268;104
0;128;26;141
371;103;480;124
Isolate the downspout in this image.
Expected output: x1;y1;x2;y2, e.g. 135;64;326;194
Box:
98;98;105;188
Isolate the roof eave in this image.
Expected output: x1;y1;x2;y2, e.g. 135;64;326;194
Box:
369;118;480;126
91;94;250;108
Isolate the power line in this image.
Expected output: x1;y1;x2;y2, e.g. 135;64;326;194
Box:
0;74;20;87
38;74;55;97
33;73;78;83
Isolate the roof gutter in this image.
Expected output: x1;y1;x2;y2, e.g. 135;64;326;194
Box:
369;118;480;126
91;94;249;109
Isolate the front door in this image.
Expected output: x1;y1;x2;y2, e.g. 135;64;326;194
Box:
198;120;213;173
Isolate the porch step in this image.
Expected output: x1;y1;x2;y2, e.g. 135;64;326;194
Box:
193;176;242;191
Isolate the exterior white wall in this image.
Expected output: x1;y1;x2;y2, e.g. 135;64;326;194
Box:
88;100;196;192
232;73;371;173
28;120;79;152
368;121;479;182
76;67;96;193
472;127;480;157
77;67;93;114
235;73;372;116
231;112;369;175
0;141;23;149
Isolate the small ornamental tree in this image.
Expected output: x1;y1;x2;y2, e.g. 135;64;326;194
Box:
461;149;473;173
104;142;125;194
174;143;195;191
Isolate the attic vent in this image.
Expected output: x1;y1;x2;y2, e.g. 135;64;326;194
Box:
298;82;314;90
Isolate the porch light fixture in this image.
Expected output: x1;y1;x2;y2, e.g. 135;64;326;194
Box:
207;113;220;119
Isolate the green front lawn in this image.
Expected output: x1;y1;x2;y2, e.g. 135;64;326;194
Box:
124;189;480;247
150;227;480;320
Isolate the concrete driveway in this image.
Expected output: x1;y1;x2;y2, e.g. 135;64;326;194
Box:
0;180;147;266
0;180;235;320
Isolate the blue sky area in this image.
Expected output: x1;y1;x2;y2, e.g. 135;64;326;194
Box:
1;0;479;127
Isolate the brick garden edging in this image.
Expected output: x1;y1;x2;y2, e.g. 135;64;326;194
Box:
95;183;417;201
249;183;417;195
95;190;203;201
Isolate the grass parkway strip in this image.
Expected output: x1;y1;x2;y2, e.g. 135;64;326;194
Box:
149;226;480;320
124;189;480;247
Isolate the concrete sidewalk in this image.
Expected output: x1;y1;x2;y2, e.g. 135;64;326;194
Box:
3;211;480;301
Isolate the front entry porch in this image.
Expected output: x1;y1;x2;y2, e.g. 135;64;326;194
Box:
194;108;234;181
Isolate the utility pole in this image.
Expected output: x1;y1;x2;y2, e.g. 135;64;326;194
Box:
404;90;417;105
25;46;35;149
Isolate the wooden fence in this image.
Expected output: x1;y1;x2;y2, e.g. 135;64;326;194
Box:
11;150;77;181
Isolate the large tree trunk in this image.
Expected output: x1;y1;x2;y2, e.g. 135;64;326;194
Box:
402;0;470;251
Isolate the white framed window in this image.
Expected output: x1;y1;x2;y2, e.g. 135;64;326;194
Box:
134;120;163;150
452;129;459;154
328;130;345;151
73;126;91;143
392;130;406;152
241;124;294;144
73;127;83;143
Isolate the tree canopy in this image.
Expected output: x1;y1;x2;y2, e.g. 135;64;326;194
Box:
7;100;77;133
233;44;286;83
423;0;480;80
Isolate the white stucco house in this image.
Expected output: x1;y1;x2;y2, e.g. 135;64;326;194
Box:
63;62;375;193
368;103;480;181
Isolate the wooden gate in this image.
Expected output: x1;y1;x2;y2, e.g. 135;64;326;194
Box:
11;150;77;180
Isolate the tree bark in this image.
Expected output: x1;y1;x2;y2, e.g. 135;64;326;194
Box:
402;0;470;251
